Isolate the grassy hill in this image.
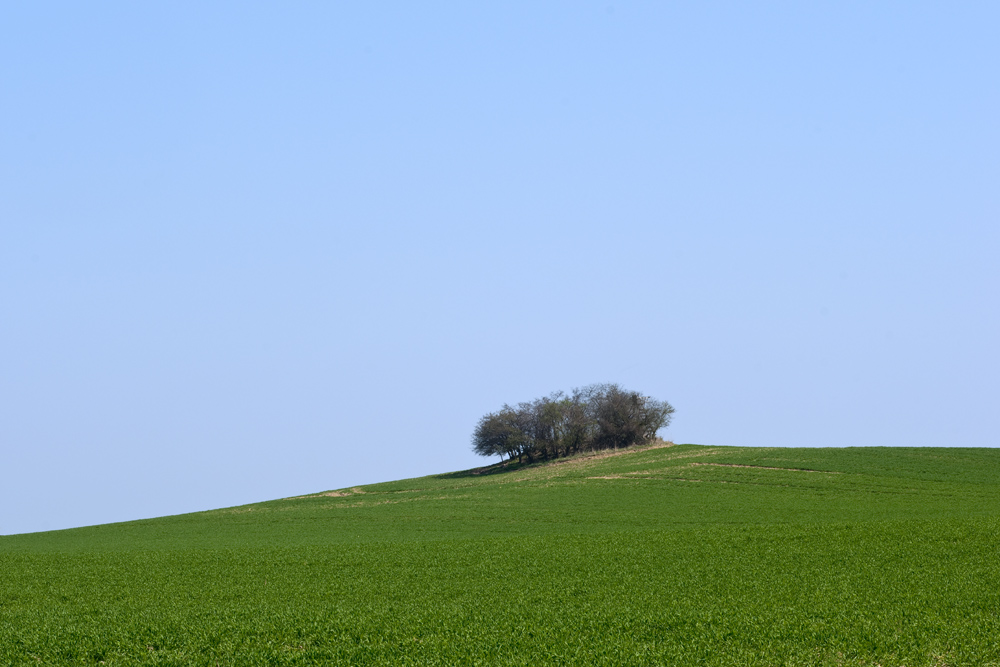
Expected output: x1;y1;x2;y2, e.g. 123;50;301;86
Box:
3;444;999;665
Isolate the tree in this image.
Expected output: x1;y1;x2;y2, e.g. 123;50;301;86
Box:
590;383;675;450
472;384;674;463
561;388;596;455
529;393;570;460
471;406;532;462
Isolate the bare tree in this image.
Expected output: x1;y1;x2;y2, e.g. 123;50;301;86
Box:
561;388;596;455
530;393;569;460
590;383;674;450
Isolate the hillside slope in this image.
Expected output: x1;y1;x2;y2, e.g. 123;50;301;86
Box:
3;444;999;665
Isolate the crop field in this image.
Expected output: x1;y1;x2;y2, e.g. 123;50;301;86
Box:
2;444;1000;666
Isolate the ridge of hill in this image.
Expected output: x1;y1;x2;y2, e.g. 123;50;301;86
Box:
5;443;998;551
3;444;1000;665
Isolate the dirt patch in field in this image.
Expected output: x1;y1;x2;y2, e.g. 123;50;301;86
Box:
530;441;677;475
689;463;841;473
550;440;675;465
472;441;679;485
659;448;723;461
324;493;472;509
585;475;749;485
286;486;368;500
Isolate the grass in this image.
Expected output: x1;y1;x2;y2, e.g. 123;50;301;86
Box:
2;444;999;665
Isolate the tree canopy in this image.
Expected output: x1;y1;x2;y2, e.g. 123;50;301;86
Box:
472;384;674;463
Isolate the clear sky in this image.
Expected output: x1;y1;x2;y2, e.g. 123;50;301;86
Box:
2;2;997;535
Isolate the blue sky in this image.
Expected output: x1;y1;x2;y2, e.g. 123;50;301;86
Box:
2;2;997;535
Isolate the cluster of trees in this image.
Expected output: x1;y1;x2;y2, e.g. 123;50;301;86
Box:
472;384;674;463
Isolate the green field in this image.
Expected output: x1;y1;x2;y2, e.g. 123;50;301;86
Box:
3;444;999;666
